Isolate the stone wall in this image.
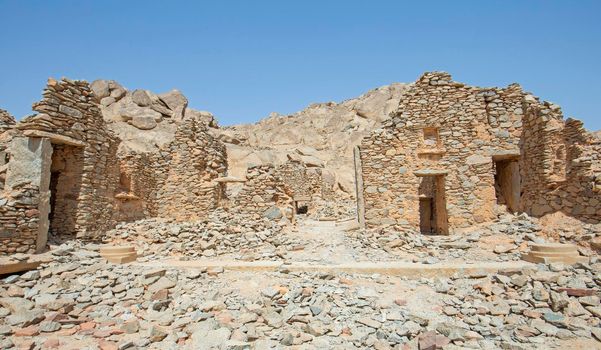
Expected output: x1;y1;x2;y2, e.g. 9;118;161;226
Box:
114;117;227;222
232;164;292;215
0;138;52;254
0;78;228;255
359;72;601;232
154;118;227;220
230;160;334;218
0;78;119;254
0;109;15;133
520;101;601;223
359;72;524;232
16;78;121;241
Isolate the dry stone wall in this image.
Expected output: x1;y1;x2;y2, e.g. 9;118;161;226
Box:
232;164;291;216
231;160;335;218
0;138;52;254
0;77;228;255
520;102;601;223
0;109;15;133
154;118;227;220
114;118;227;222
0;78;120;255
360;72;524;232
359;72;601;233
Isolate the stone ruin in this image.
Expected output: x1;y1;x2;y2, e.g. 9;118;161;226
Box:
226;158;337;221
0;72;600;255
0;78;227;254
357;72;601;234
1;73;601;350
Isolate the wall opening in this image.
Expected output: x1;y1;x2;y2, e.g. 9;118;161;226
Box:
295;201;308;214
115;169;145;222
422;127;440;148
49;144;84;240
493;157;520;212
418;175;448;235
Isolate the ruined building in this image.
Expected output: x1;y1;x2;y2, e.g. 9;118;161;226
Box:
0;78;227;255
1;72;600;254
229;157;335;219
356;72;601;233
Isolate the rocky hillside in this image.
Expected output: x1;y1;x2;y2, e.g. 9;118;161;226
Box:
215;83;410;195
87;79;410;196
89;80;218;154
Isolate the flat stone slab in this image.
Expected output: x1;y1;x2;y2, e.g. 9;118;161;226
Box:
137;260;535;278
522;243;588;264
99;245;137;264
0;255;51;275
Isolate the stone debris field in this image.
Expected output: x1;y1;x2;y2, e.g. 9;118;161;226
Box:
0;72;600;349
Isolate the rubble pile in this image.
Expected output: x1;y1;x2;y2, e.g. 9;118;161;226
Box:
349;213;601;264
102;209;299;261
0;243;600;349
309;198;357;220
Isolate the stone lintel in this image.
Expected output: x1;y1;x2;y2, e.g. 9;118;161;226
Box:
23;130;86;147
491;150;520;161
414;169;448;177
214;176;246;183
417;148;446;155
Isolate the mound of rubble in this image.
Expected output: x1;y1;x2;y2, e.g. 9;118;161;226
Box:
349;213;601;264
102;209;300;261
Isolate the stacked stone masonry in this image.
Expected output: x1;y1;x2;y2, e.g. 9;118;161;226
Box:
358;72;601;233
231;160;332;217
0;78;227;255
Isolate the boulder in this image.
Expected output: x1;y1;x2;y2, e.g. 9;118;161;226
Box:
131;90;152;107
90;80;110;100
264;206;282;220
159;89;188;111
119;104;162;123
131;116;157;130
110;84;127;101
100;97;116;107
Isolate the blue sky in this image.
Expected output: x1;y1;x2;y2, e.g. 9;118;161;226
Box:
0;1;600;129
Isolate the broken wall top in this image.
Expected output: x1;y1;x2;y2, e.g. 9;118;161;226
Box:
0;109;16;133
16;77;114;146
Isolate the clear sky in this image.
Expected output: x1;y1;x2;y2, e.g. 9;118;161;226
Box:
0;1;600;129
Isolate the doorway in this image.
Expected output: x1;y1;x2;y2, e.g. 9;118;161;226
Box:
295;201;308;214
49;144;84;239
493;157;520;212
418;175;448;235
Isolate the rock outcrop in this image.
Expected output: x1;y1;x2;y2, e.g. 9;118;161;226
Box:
215;83;410;195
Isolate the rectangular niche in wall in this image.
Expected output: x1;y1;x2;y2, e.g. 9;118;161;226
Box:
422;127;440;148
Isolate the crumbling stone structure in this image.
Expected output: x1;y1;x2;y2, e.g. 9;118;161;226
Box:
357;72;601;233
0;109;15;133
231;160;334;218
0;78;227;255
116;118;227;222
520;103;601;222
0;78;119;254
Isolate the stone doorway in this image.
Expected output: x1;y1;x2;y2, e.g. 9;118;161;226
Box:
493;156;520;212
295;201;309;215
417;175;448;235
49;144;84;239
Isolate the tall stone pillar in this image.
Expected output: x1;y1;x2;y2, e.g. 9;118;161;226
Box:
5;137;53;252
